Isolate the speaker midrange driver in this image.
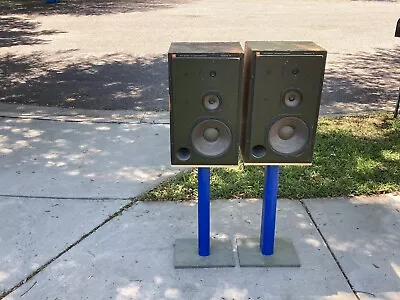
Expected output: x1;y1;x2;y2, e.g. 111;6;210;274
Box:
283;89;302;108
268;117;309;155
203;93;222;111
191;119;232;157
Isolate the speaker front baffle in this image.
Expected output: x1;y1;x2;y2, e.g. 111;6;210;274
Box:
168;42;244;166
240;41;327;165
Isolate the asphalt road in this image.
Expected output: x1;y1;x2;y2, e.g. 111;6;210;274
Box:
0;0;399;111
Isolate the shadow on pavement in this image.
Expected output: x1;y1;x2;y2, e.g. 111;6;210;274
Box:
1;46;398;112
0;16;65;47
0;52;169;111
322;46;400;107
0;0;194;16
0;117;173;198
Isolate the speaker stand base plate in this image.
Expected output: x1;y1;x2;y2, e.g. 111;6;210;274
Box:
237;237;300;267
174;238;235;269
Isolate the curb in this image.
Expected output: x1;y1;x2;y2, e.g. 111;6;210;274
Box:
0;101;396;124
0;103;169;124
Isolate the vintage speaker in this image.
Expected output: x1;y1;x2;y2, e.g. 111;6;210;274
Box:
241;41;327;165
168;42;243;166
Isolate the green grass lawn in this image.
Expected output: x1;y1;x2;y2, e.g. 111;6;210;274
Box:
140;113;400;201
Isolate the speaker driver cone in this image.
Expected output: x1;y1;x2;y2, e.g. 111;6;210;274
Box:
268;117;309;155
283;89;302;108
191;119;232;157
203;93;221;111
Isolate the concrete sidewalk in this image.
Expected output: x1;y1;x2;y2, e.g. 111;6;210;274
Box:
1;195;399;300
0;111;399;299
0;108;174;199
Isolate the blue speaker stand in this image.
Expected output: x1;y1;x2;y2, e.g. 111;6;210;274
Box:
174;168;234;269
237;166;300;267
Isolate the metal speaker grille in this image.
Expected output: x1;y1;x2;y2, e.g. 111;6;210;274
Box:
268;117;309;155
191;119;232;157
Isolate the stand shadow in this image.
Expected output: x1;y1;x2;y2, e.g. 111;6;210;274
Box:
0;52;169;111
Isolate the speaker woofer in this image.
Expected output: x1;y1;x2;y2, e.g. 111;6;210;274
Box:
268;117;309;155
191;119;232;157
283;89;302;108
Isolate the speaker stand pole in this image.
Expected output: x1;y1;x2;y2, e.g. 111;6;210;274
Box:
237;165;300;267
260;166;280;255
198;167;211;256
174;167;235;268
394;88;400;118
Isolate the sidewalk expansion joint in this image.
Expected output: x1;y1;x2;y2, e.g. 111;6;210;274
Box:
0;194;132;201
0;114;170;125
0;199;140;299
139;120;170;125
298;199;361;300
0;114;143;125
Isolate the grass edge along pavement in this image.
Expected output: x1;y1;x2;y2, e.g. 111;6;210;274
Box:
140;113;400;201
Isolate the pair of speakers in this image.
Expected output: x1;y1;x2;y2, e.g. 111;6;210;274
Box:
168;41;327;166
